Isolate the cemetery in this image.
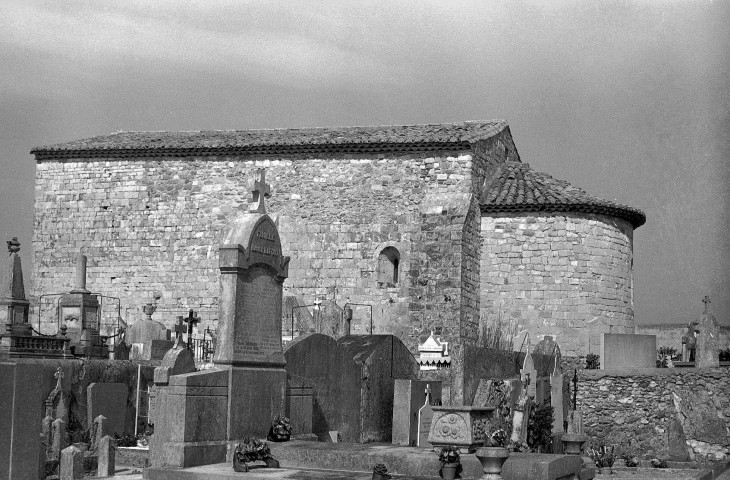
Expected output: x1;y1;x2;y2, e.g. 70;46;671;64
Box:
1;127;729;479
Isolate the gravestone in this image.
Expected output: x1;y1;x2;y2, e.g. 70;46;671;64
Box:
696;296;720;368
600;333;656;369
416;386;435;448
392;380;442;446
60;445;83;480
51;418;68;460
521;347;537;399
550;357;564;435
97;435;116;477
87;383;128;436
150;169;291;469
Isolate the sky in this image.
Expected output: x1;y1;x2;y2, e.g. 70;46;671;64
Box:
0;0;728;328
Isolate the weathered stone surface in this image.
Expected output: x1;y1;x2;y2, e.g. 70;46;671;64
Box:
481;213;635;357
87;382;129;437
667;417;690;461
579;368;730;461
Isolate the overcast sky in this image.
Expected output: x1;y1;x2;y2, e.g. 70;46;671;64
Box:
1;0;728;328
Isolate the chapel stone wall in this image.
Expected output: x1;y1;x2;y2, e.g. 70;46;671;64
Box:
480;212;634;357
31;129;515;365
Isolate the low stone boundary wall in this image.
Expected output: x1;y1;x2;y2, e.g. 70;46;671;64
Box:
577;368;730;462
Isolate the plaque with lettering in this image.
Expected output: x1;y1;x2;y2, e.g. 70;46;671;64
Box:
247;217;284;273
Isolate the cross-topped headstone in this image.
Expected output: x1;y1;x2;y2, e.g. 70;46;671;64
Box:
173;316;186;347
183;309;200;350
702;295;711;314
249;168;271;214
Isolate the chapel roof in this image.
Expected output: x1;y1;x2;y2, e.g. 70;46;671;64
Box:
31;121;507;159
480;162;646;228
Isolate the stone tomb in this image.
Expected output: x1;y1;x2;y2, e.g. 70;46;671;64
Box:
150;169;291;469
284;333;418;443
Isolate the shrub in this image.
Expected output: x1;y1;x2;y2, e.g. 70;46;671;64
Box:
585;353;600;369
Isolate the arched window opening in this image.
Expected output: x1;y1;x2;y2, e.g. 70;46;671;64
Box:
377;247;400;287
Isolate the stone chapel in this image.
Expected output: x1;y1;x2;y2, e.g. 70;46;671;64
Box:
30;121;645;398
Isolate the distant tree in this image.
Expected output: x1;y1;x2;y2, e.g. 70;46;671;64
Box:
656;346;681;368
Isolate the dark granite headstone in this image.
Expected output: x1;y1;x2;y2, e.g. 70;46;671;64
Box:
87;383;128;437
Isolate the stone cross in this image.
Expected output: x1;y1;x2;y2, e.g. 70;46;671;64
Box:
249;168;271;214
702;295;711;314
54;367;64;390
173;316;186;346
183;309;200;350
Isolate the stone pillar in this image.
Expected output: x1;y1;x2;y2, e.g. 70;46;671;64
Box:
98;435;116;477
550;370;564;435
73;255;87;292
60;445;83;480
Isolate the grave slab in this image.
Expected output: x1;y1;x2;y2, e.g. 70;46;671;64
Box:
87;382;129;436
600;334;656;369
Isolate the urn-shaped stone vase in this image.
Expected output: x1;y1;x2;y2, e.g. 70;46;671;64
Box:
475;447;510;480
428;406;496;453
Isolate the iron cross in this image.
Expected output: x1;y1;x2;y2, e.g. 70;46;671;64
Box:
183;309;201;350
249;168;271;214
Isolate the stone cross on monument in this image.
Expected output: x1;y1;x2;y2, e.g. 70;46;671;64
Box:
249;168;271;214
696;295;720;368
183;309;200;350
151;168;291;469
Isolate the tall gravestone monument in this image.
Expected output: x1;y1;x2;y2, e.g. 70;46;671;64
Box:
150;169;290;469
696;296;720;368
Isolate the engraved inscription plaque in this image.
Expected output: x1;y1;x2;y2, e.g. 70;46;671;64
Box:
233;266;283;363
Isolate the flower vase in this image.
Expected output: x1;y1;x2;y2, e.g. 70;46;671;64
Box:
474;447;510;480
440;462;460;480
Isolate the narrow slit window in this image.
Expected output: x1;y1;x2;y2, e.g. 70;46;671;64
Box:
377;247;400;287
